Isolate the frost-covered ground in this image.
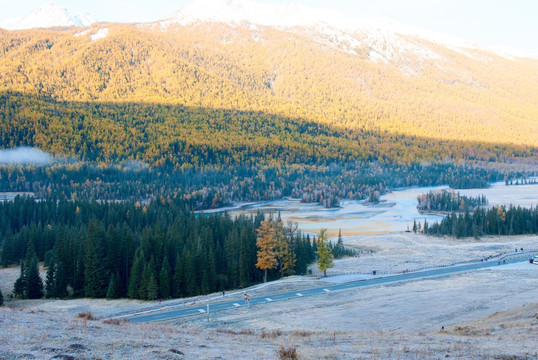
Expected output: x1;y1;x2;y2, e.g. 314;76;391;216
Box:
1;232;537;359
321;233;538;277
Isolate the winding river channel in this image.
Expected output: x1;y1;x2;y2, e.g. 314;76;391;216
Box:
208;182;538;238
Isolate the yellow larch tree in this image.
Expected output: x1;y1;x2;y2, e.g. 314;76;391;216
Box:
255;218;277;283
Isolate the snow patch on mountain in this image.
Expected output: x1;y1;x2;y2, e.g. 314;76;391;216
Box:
0;2;94;30
91;28;109;41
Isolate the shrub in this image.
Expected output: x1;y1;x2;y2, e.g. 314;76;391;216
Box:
261;330;282;339
103;318;127;325
278;345;298;360
76;312;98;320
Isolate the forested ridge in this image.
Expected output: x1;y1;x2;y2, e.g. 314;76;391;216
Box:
1;22;537;151
3;92;534;169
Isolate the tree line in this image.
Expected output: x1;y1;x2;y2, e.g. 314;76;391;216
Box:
416;205;538;238
417;190;487;213
0;161;506;211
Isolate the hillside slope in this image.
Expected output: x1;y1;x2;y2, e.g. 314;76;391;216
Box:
0;15;537;165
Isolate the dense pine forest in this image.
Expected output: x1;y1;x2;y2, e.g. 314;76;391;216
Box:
423;205;538;239
414;191;538;237
417;190;488;213
0;196;325;300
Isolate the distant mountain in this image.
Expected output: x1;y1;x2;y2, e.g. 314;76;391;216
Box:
0;2;94;30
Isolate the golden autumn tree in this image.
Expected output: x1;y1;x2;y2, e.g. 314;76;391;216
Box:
316;228;334;277
256;218;278;283
274;217;296;278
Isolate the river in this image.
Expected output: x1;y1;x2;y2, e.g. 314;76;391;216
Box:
212;182;538;238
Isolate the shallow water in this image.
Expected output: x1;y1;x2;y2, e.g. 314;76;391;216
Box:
218;183;538;238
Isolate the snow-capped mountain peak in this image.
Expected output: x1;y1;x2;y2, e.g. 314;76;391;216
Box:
0;2;95;30
164;0;335;28
163;0;473;50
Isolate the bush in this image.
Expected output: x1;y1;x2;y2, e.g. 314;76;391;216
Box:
102;318;127;325
76;312;98;320
278;345;298;360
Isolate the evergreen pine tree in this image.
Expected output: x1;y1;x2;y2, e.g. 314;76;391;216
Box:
106;272;123;299
13;261;26;298
159;258;171;299
45;261;55;298
183;250;196;297
201;269;210;294
238;226;250;287
26;257;44;299
53;260;68;299
207;247;217;293
106;273;117;300
84;236;99;297
171;253;182;298
127;249;144;299
334;229;344;258
147;273;159;301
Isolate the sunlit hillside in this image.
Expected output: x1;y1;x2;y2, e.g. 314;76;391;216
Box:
0;21;537;165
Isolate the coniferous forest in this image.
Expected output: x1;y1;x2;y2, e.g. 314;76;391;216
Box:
0;161;507;211
424;205;538;239
1;196;320;300
414;192;538;239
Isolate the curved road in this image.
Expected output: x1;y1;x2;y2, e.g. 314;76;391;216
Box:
128;251;537;323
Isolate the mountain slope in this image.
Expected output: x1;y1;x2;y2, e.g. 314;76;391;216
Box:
0;1;536;166
0;2;94;30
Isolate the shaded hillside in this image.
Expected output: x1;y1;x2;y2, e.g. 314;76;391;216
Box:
1;92;534;168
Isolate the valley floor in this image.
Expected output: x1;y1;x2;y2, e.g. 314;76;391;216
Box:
1;233;537;359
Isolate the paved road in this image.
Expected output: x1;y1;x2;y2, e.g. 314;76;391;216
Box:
128;251;537;323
